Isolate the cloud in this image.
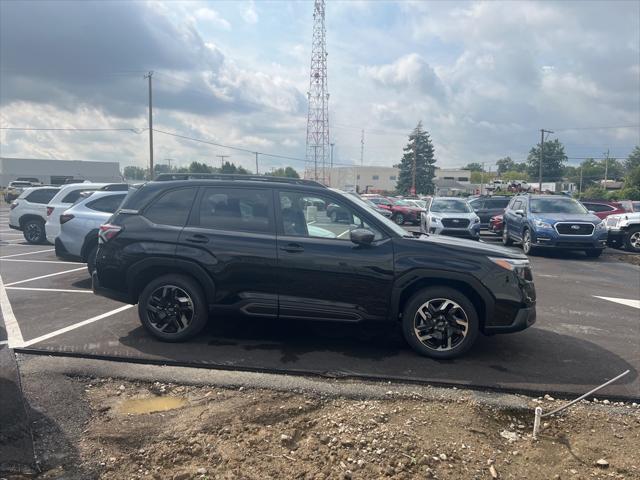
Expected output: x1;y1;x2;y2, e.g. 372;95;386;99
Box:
359;53;446;100
240;1;258;24
195;7;231;30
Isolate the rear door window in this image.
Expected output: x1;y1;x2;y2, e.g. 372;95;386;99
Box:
25;188;58;204
197;187;274;234
143;188;198;227
87;194;126;213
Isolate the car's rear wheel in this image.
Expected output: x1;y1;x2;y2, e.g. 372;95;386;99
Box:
522;229;537;255
138;274;208;342
393;213;405;225
585;249;603;258
502;226;513;246
402;287;479;359
23;219;46;244
624;227;640;253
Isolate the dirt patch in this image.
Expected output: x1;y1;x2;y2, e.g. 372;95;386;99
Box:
25;379;640;480
611;253;640;266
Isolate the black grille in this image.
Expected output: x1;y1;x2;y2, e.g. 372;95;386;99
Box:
442;218;470;228
555;223;594;235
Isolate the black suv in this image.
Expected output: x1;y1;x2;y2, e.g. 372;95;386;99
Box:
469;195;511;228
93;175;536;359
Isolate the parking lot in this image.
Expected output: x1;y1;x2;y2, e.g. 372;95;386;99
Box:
1;204;639;400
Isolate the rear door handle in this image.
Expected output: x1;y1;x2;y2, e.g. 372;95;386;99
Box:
280;243;304;253
185;234;209;244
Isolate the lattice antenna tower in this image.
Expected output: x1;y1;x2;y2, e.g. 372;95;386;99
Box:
305;0;330;182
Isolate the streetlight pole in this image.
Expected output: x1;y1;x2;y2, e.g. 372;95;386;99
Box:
539;129;554;193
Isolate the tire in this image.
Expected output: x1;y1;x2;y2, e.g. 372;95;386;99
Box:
522;229;537;255
402;286;479;359
138;274;208;342
393;213;405;225
22;219;46;244
585;249;603;258
502;226;513;246
330;211;338;223
86;244;99;275
624;226;640;253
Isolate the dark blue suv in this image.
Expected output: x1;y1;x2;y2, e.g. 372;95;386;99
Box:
502;194;607;257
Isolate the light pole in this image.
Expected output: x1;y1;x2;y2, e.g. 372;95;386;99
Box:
539;129;554;192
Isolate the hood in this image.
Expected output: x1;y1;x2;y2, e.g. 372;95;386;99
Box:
531;212;601;224
414;233;526;259
430;211;478;219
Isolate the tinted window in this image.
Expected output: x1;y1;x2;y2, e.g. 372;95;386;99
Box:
279;191;382;240
144;188;197;227
25;188;58;204
430;199;472;213
198;187;273;233
372;175;379;180
582;203;612;213
87;194;126;213
485;198;510;209
468;198;483;209
530;198;587;214
62;188;98;203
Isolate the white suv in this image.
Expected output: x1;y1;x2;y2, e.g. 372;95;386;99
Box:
606;212;640;252
45;183;108;244
9;186;61;244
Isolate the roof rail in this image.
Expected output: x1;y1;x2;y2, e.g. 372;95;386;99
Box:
153;173;325;187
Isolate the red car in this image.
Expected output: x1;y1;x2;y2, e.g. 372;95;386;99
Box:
489;214;503;235
581;200;627;220
365;196;424;225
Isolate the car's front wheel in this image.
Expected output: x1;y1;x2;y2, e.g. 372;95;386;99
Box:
624;227;640;253
402;287;479;359
502;226;513;246
138;274;208;342
86;244;99;275
522;229;537;255
22;219;46;244
393;213;405;225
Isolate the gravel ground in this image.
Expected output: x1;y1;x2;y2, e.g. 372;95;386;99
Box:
7;378;639;480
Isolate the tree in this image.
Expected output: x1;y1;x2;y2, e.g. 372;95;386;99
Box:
496;157;514;174
395;122;436;195
502;170;529;182
220;161;249;174
526;138;568;183
470;171;484;184
464;162;484;172
271;166;300;178
625;146;640;172
123;166;146;180
188;161;213;174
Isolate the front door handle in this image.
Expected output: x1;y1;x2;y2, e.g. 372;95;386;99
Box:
280;243;304;253
185;234;209;244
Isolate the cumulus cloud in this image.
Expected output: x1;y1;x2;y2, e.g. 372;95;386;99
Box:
195;7;231;30
240;1;258;24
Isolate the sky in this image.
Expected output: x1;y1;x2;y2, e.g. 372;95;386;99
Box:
0;0;639;174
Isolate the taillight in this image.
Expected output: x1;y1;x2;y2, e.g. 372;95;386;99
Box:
60;214;74;225
98;223;122;243
10;201;18;210
46;207;54;216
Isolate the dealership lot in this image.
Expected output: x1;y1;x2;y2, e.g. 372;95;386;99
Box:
0;205;639;399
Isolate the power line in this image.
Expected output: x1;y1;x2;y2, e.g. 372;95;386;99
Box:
0;127;146;132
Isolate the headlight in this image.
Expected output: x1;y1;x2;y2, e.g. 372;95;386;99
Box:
595;221;606;230
533;219;553;229
431;217;441;223
473;217;480;224
489;257;532;279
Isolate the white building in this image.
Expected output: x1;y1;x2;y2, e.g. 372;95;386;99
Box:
0;157;121;186
326;166;399;193
434;168;471;184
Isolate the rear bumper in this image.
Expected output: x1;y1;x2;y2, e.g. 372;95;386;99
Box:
485;306;536;334
92;271;133;304
54;237;82;262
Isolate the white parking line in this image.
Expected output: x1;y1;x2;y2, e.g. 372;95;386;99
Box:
22;305;134;347
0;249;55;258
4;266;86;287
0;340;8;346
594;296;640;310
0;273;25;348
1;259;84;265
5;287;92;293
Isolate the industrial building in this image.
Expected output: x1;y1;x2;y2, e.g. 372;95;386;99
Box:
0;157;121;186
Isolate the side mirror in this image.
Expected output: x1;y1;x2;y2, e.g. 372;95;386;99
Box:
514;209;525;217
350;228;375;246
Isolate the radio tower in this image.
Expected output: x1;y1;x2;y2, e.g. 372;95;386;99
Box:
305;0;330;182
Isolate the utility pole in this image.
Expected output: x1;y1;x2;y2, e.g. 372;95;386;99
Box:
255;152;259;174
579;165;583;196
481;162;486;195
144;71;154;178
603;149;609;184
165;158;173;170
539;129;554;193
330;143;335;168
360;130;364;166
216;155;229;169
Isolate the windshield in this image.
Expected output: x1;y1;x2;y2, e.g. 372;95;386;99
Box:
339;191;408;237
430;199;472;213
394;200;410;206
530;198;588;214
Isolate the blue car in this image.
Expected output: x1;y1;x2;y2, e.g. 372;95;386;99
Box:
502;194;607;257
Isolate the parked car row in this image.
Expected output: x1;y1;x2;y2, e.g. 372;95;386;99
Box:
361;194;426;225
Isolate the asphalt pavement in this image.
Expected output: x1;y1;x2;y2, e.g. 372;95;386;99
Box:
1;205;639;400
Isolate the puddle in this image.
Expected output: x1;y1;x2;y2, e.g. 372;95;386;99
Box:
119;396;187;414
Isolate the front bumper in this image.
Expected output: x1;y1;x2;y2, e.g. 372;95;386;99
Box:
606;229;625;244
430;225;481;239
531;229;607;250
485;306;536;334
